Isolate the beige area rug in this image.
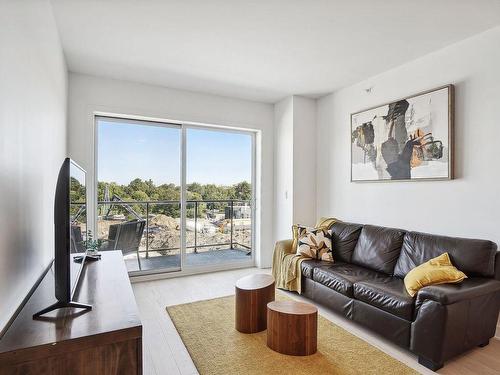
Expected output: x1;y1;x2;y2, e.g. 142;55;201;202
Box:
166;293;418;375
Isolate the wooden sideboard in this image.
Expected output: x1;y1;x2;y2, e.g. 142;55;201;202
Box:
0;251;142;375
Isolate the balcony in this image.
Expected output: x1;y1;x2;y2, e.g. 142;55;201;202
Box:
96;199;252;273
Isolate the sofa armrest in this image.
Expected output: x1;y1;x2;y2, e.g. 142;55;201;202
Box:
412;279;500;367
272;239;294;280
275;239;295;255
416;278;500;306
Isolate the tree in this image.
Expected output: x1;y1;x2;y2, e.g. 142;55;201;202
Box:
70;177;85;202
131;190;149;201
234;181;251;200
157;183;180;201
97;179;252;219
187;182;203;197
127;178;149;196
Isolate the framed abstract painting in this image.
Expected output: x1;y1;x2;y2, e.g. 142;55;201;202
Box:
351;85;454;182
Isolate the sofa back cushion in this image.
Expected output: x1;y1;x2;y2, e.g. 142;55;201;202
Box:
329;221;364;263
351;225;406;275
394;231;498;278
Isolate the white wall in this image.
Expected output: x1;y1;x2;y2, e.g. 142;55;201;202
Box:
67;73;275;267
292;96;316;227
317;26;500;245
273;96;317;243
273;97;294;242
0;0;67;333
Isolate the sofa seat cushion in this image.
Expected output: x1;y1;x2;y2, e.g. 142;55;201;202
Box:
312;263;386;297
301;259;333;279
353;278;415;321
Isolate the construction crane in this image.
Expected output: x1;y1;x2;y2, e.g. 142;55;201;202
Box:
102;183;143;220
71;204;86;224
103;194;143;220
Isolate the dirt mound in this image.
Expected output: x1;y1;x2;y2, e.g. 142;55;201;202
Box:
150;214;179;229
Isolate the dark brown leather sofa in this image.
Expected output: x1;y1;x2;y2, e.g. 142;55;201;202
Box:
298;222;500;371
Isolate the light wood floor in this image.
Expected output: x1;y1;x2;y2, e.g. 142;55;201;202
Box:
132;267;500;375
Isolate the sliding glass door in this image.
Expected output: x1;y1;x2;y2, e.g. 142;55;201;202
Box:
95;116;254;275
185;127;253;267
96;117;182;273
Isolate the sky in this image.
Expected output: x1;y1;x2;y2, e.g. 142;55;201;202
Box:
97;119;252;186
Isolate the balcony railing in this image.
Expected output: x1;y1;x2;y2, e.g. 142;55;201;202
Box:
95;199;252;258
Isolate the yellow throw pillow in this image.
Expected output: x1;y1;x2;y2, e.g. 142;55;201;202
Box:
404;252;467;297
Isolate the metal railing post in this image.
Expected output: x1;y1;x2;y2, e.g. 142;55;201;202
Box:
194;201;198;254
230;200;234;249
145;202;149;259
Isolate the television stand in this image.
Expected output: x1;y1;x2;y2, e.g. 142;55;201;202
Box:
0;251;142;374
32;300;92;318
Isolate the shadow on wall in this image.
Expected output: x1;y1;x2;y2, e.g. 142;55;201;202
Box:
0;167;47;334
452;80;466;180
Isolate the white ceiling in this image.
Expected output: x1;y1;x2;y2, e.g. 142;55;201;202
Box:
51;0;500;103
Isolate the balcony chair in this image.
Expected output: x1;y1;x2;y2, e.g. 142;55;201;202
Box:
101;219;146;269
70;225;86;253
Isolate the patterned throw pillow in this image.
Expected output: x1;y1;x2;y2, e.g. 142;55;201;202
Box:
296;226;334;262
291;218;337;253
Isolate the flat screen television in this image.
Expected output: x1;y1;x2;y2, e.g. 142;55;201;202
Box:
33;158;93;317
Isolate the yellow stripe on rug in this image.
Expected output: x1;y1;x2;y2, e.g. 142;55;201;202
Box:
166;293;418;375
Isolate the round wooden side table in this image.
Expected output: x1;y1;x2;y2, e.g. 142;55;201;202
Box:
235;274;275;333
267;300;318;356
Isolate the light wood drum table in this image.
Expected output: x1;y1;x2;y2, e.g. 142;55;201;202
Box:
235;274;275;333
267;300;318;356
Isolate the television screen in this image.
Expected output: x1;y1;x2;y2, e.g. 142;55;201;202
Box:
69;163;87;253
